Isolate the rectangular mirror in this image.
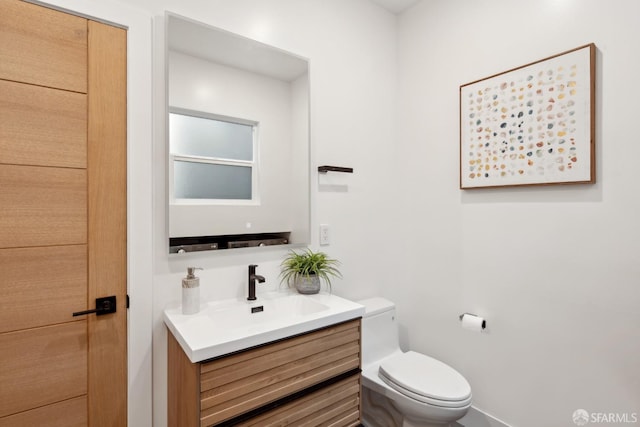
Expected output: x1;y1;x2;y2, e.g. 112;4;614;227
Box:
166;13;310;253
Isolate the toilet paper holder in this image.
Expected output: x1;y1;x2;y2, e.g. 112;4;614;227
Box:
459;313;486;329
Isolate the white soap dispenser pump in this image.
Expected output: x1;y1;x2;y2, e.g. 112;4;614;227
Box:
182;267;202;315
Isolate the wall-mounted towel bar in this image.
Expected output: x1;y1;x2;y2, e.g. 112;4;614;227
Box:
318;165;354;173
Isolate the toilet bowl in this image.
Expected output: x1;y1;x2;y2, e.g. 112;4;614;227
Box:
358;297;472;427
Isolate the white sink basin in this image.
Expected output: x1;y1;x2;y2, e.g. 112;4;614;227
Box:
164;290;365;362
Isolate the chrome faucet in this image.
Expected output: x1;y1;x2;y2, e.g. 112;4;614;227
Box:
247;264;266;301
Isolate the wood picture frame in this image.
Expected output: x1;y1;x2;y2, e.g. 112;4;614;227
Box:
460;43;595;189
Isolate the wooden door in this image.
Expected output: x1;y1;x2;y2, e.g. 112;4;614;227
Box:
0;1;127;426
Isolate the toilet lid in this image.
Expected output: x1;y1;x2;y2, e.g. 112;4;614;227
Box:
378;351;471;404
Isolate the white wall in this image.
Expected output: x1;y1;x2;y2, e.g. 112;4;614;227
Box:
394;1;640;426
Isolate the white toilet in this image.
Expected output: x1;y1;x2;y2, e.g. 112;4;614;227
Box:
358;297;472;427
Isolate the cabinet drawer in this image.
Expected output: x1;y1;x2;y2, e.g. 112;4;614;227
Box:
200;319;361;426
235;375;361;427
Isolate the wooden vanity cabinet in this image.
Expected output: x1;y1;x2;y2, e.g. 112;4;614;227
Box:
168;319;362;427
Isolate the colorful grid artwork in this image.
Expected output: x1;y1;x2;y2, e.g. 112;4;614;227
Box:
460;44;595;189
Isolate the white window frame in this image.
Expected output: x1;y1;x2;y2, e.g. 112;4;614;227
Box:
169;107;260;206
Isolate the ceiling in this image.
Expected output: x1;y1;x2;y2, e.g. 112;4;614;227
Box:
168;14;308;82
369;0;421;14
167;2;421;79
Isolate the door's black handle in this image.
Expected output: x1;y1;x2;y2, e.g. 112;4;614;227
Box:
73;296;117;317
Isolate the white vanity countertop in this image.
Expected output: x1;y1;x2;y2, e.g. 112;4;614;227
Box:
164;290;365;363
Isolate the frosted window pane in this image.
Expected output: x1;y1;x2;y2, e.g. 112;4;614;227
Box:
170;113;253;161
174;161;252;200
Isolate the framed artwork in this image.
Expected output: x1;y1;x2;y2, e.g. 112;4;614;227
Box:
460;44;595;189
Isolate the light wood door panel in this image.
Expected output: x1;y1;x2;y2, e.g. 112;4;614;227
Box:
0;79;86;168
0;397;87;427
87;20;128;427
0;245;86;334
0;164;86;248
0;0;87;92
0;1;127;425
0;322;87;418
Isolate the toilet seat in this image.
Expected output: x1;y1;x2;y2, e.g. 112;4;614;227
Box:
378;351;472;409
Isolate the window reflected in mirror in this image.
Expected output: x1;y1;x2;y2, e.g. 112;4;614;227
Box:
170;110;257;201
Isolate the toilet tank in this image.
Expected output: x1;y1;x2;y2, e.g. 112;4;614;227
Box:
358;297;401;368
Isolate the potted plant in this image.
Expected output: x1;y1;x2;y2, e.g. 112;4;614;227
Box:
279;248;342;294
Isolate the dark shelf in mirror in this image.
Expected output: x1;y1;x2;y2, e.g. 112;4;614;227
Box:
170;232;290;253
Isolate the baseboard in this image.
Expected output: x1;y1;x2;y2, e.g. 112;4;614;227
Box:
457;406;512;427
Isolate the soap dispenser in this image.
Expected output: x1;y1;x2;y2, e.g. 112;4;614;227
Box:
182;267;202;315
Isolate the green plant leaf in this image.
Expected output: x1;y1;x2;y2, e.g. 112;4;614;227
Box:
279;248;342;291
